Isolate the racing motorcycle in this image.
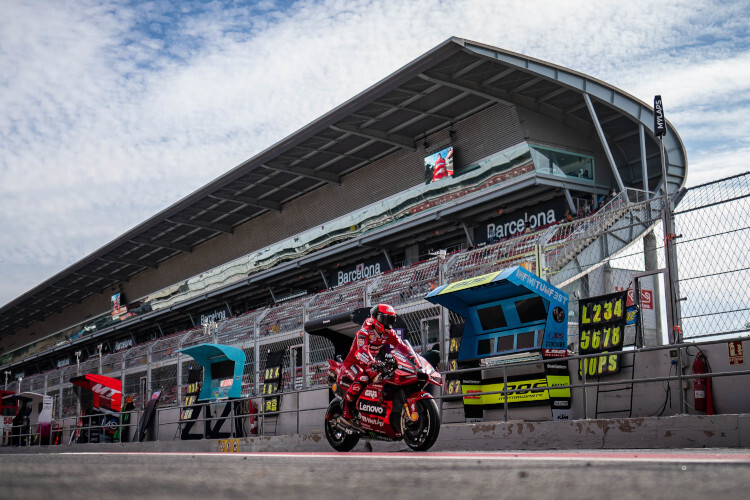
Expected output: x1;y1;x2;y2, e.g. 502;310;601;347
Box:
324;339;442;452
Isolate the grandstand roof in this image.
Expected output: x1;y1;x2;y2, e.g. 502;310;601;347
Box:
0;37;686;342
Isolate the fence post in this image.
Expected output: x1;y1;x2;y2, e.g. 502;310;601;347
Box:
147;343;154;397
303;302;310;390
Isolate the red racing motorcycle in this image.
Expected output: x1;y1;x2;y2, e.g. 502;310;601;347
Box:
324;340;442;452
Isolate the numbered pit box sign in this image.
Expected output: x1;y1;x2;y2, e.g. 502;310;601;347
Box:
578;291;627;376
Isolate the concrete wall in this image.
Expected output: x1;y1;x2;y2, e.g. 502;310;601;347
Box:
4;414;749;454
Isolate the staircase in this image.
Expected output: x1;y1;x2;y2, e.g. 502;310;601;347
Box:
542;190;662;288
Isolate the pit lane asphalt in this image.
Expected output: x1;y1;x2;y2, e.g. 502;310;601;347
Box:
2;449;749;500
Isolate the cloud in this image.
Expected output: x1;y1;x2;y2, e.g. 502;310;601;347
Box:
1;0;749;306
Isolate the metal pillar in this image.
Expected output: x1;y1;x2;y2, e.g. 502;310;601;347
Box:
639;124;649;198
657;121;685;413
584;94;628;199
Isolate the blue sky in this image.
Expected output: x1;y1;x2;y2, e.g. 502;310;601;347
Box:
1;0;749;308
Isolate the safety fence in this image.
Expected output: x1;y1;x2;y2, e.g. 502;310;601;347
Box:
4;335;748;448
4;173;749;428
671;172;750;339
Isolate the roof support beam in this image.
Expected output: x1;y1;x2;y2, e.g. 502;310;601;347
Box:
512;77;541;93
452;58;486;78
290;143;372;164
73;270;130;282
260;164;340;184
130;238;192;254
382;90;470;135
419;72;514;108
49;283;103;294
100;256;158;269
538;87;569;103
583;94;627;197
613;129;639;142
31;294;78;305
480;67;516;86
462;222;474;247
639;124;650;198
564;188;576;212
165;216;233;234
330;123;416;150
209;193;282;213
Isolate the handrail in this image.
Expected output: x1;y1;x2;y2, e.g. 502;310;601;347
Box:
3;335;746;448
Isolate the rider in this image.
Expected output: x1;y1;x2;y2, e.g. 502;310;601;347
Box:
339;304;408;426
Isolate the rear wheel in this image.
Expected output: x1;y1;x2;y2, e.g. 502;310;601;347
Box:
401;398;440;451
324;399;359;452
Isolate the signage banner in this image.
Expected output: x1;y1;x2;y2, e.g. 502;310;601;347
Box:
199;306;230;325
476;198;566;243
654;95;667;136
329;254;390;287
461;371;571;408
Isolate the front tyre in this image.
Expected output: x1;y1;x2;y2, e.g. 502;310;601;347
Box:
401;398;440;451
324;399;359;452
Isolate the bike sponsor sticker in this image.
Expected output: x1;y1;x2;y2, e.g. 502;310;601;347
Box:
358;402;385;415
360;415;385;427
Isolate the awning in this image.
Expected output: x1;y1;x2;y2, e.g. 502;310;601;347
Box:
70;374;122;412
179;343;246;400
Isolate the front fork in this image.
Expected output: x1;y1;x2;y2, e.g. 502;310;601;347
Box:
404;390;433;422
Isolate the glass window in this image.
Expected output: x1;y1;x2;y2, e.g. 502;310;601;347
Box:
515;297;547;323
530;145;594;182
477;304;507;330
477;338;493;355
496;335;514;353
516;331;536;349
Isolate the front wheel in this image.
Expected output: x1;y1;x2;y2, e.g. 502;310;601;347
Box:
324;399;359;452
401;398;440;451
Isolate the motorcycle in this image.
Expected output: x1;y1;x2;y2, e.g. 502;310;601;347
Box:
324;339;443;452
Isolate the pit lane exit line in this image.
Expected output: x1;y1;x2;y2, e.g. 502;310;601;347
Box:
63;451;750;463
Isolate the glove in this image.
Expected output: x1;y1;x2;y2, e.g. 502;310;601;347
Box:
371;361;386;373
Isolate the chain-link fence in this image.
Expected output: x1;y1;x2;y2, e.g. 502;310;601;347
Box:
673;172;750;339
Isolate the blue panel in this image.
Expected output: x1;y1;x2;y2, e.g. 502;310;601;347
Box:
425;266;568;361
179;343;246;401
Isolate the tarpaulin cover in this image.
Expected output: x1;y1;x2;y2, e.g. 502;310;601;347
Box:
70;374;122;412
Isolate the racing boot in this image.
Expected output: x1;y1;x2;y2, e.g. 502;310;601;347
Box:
337;397;357;428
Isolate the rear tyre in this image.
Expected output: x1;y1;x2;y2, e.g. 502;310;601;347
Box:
401;398;440;451
324;399;359;452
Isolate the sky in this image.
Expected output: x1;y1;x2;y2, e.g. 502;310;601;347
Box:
1;0;749;308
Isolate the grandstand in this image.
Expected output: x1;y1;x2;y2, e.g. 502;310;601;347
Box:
0;38;686;421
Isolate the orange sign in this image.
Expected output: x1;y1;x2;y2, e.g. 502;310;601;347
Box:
728;341;744;365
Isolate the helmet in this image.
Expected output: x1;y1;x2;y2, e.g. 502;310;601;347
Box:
370;304;397;333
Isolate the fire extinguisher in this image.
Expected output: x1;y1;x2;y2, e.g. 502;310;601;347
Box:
692;352;714;415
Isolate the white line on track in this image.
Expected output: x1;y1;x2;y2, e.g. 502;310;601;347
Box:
61;451;750;463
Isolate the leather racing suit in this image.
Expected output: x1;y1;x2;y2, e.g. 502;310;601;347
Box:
340;318;405;419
